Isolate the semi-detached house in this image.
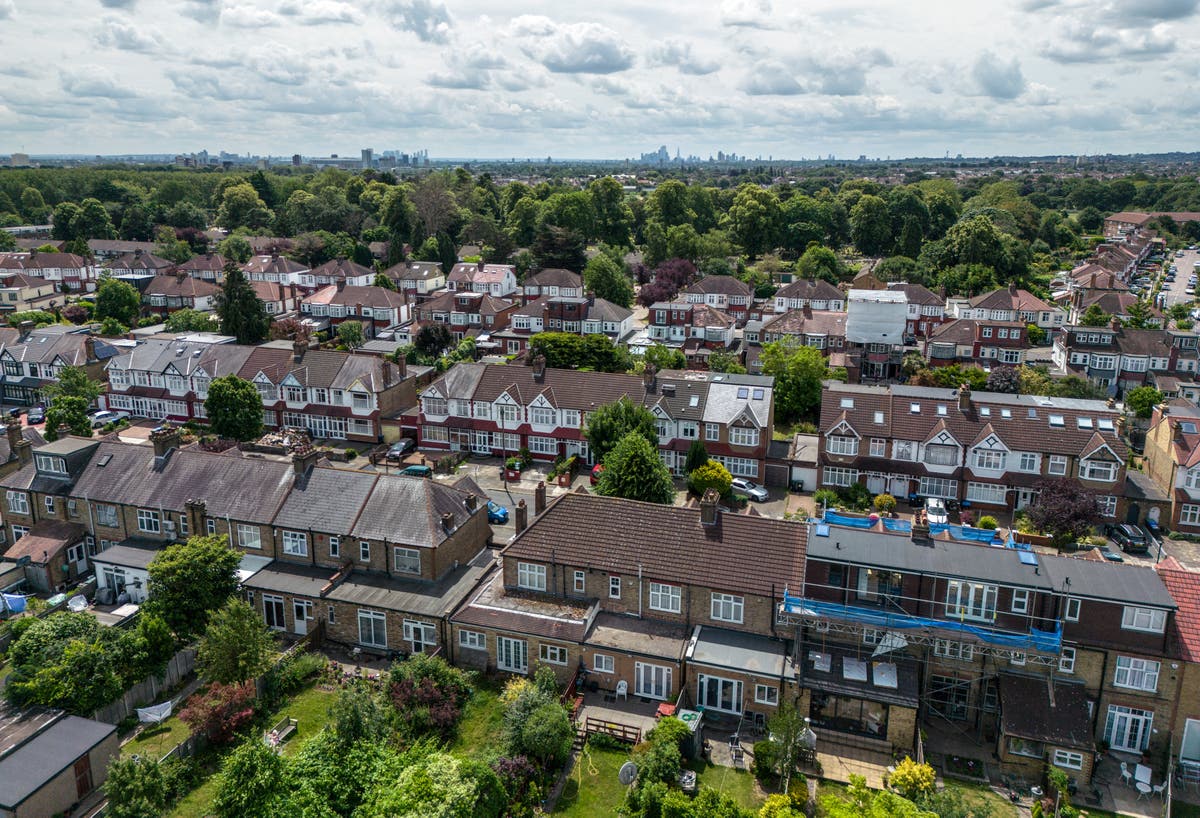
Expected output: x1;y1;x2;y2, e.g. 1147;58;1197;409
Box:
419;361;774;479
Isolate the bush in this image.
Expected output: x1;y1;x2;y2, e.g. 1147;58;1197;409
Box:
345;448;357;460
260;650;325;707
889;756;936;801
837;482;873;511
492;756;542;818
977;515;999;530
687;459;732;497
586;732;624;750
813;488;839;511
645;716;691;749
502;677;573;767
632;737;682;786
389;652;474;739
873;493;897;514
179;681;257;745
753;737;781;781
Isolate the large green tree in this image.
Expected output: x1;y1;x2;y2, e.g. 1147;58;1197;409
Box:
197;598;275;684
95;278;142;328
849;194;893;256
760;339;839;423
215;263;270;344
727;184;781;259
43;365;103;405
584;396;658;463
796;245;842;283
44;395;92;441
211;739;289;818
204;374;264;441
596;431;676;504
164;308;218;333
582;253;633;308
588;176;633;246
215;183;273;231
104;755;168;818
145;535;242;639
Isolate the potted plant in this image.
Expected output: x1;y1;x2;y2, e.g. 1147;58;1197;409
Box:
504;455;523;482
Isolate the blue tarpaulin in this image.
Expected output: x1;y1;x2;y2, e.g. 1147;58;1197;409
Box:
1;593;27;613
883;519;912;533
823;510;877;529
782;593;1062;654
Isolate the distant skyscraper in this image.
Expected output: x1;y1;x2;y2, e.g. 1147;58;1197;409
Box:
361;148;373;169
292;154;301;166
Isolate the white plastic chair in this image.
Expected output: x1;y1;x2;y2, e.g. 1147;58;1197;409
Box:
1121;762;1132;786
1153;782;1166;799
615;680;628;701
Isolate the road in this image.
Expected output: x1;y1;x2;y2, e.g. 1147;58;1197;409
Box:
1159;247;1200;309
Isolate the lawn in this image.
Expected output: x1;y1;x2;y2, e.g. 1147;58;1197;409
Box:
553;745;631;817
449;678;506;759
819;778;1019;818
687;758;769;810
121;713;194;760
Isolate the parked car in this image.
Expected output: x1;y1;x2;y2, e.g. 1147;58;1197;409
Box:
730;478;769;502
1098;547;1124;562
88;410;122;428
386;438;417;462
1110;523;1150;554
486;501;509;524
399;464;432;478
925;497;949;525
590;463;605;485
25;405;44;425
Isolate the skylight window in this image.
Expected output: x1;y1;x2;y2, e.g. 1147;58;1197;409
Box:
1077;417;1093;429
1001;409;1012;419
937;405;947;416
737;387;749;399
689;395;699;407
1098;419;1115;432
1181;421;1197;434
910;403;920;414
1049;414;1065;427
753;388;764;400
980;407;990;416
874;411;884;424
840;398;854;409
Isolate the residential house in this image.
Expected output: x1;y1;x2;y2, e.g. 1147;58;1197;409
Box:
103;336;250;422
888;282;947;339
1156;559;1200;784
251;280;300;315
300;258;376;293
300;283;412;339
1143;401;1200;535
1105;212;1200;238
496;294;634;356
384;261;446;301
647;301;737;368
419;361;774;479
105;249;174;278
243;253;309;286
751;309;850;376
142;274;221;316
450;490;806;717
924;319;1028;369
0;706;118;818
0;325;114;407
681;276;753;323
955;283;1067;331
447;261;518;297
522;268;583;303
86;239;157;261
817;381;1128;517
772;279;845;313
1051;322;1195;393
845;289;908;381
1067;289;1155;326
174;253;229;283
415;290;520;342
0;273;60;314
0;251;99;292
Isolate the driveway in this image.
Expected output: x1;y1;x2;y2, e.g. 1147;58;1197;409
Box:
1159;248;1199;309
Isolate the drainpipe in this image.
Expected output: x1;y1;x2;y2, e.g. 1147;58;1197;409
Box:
638;563;643;619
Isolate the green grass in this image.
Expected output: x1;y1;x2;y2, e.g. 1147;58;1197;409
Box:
449;678;507;759
688;758;769;810
1172;801;1200;818
553;745;631;817
122;715;194;760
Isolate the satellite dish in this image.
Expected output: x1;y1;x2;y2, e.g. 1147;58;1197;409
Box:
618;761;638;786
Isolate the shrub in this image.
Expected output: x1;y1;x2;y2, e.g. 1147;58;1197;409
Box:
104;754;168;818
261;650;325;707
492;756;542;818
837;482;873;511
345;448;357;460
179;681;257;745
687;459;733;497
889;756;936;801
753;737;781;781
632;737;682;786
586;732;624;750
813;489;839;511
645;715;690;749
389;652;474;739
977;515;999;530
873;493;897;514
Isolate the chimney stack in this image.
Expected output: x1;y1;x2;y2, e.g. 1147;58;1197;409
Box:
700;488;719;526
1110;315;1122;331
441;512;455;533
292;444;320;476
293;337;306;363
18;320;33;338
185;498;207;538
534;480;547;515
5;418;22;452
958;383;971;412
642;363;658;393
382;359;394;386
515;499;528;534
84;336;96;363
464;493;478;512
477;259;485;272
532;354;546;381
395;352;407;380
14;433;31;467
150;424;182;459
1008;280;1017;295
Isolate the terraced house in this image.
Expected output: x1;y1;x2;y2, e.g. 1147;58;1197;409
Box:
818;381;1129;519
418;361;774;479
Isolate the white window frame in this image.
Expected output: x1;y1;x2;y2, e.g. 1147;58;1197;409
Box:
592;653;614;674
826;435;859;456
823;466;856;487
403;619;437;652
329;535;340;558
1053;750;1084;771
1121;606;1166;634
137;508;161;534
43;495;54;515
754;684;779;706
609;576;621;598
933;639;975;662
6;490;29;515
282;530;308;556
573;570;585;594
1065;597;1081;622
357;609;387;648
1183;504;1200;525
95;503;118;528
1059;646;1076;674
458;629;486;650
710;593;744;624
359;541;371;563
705;423;719;441
1048;455;1067;476
730;426;759;447
237;524;261;550
497;636;528;673
945;580;997;622
517;562;547;591
394;546;421;574
539;644;568;666
649;582;682;613
1011;589;1029;615
1114;656;1160;692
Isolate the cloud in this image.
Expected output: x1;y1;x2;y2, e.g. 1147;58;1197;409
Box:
60;66;137;99
651;39;720;75
0;0;14;19
741;62;804;95
510;16;634;74
797;49;891;96
180;0;220;22
1042;20;1174;62
95;16;166;52
972;51;1026;99
279;0;361;25
381;0;452;43
99;0;135;7
1113;0;1198;21
720;0;774;28
426;42;508;89
246;45;312;85
220;4;280;26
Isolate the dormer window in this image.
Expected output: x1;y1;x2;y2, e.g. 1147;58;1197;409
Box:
34;454;67;475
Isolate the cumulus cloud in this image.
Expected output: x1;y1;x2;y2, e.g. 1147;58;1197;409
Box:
0;0;14;19
427;42;508;89
279;0;361;25
720;0;774;28
799;49;891;96
99;0;135;7
95;16;166;51
381;0;452;43
972;51;1026;99
1113;0;1198;21
510;16;634;74
220;4;280;27
1042;20;1174;62
651;39;720;75
60;66;137;98
741;62;804;95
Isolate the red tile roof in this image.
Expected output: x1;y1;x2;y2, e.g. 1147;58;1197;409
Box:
1157;558;1200;662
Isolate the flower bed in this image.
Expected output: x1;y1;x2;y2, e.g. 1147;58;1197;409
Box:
943;754;988;783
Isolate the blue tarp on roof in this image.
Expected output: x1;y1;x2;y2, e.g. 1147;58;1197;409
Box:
782;593;1062;654
929;523;1003;544
823;510;876;529
883;518;912;533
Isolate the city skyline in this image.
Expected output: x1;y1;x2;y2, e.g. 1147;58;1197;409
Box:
1;0;1198;159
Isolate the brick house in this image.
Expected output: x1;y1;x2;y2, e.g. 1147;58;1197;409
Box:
521;268;582;304
420;362;773;478
383;261;445;302
1143;400;1200;534
496;295;634;356
681;276;753;323
300;258;376;293
1051;322;1195;394
142;274;221;316
954;282;1066;331
0;325;114;407
251;280;300;315
173;253;228;283
924;318;1028;368
105;249;174;278
772;279;844;313
0;251;100;292
300;283;412;338
1156;559;1200;782
887;282;947;339
243;253;309;286
415;290;520;342
447;261;518;297
647;301;737;367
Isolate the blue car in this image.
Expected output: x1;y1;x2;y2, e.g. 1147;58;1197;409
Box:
487;501;509;524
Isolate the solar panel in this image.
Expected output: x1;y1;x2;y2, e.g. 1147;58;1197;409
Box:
1018;550;1039;566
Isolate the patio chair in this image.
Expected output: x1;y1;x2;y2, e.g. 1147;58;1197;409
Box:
615;680;628;701
1120;762;1132;786
1153;782;1166;799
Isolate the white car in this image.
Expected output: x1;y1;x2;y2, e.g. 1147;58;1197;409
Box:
730;478;769;502
88;410;129;428
925;497;949;525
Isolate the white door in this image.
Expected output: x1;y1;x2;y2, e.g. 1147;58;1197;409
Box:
866;474;886;494
697;674;743;714
889;477;908;497
1106;705;1153;753
293;600;311;636
635;662;672;700
472;431;492;454
497;637;528;673
1016;489;1037;510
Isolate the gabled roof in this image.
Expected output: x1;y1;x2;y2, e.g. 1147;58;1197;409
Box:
683;276;752;297
969;286;1056;313
524;268;582;289
243;254;309;275
448;262;515;284
303;284;408;311
143;275;221;298
503;492;806;598
774;278;843;302
383;261;444;281
887;282;943;306
1157;558;1200;662
308;258;375;280
762;308;847;337
105;251;174;273
175;253;228;273
350;475;479;546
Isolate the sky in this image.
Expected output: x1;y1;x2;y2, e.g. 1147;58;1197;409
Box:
0;0;1197;160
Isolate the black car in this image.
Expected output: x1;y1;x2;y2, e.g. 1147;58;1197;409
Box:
1110;524;1150;554
25;405;45;425
385;438;417;462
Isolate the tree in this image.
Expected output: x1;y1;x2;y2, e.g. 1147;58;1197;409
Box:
820;774;936;818
215;183;273;231
205;374;264;441
50;202;83;241
985;366;1020;394
215;263;270;344
43;364;103;405
1078;303;1110;327
1125;385;1163;419
211;734;288;817
73;198;118;240
44;395;92;441
120;203;156;242
684;440;709;474
95;278;142;328
889;757;936;802
796;245;842;283
1076;206;1104;232
687;459;732;496
760;339;838;423
329;682;391;748
1026;323;1046;345
596;432;676;504
849;195;893;256
589;176;633;246
414;323;452;357
584;396;658;463
104;754;168;818
1024;480;1101;547
707;349;746;374
637;258;697;306
531;224;587;271
643;344;686;371
144;535;242;639
359;752;496;818
727;184;781;259
19;187;48;223
154;225;193;264
1123;299;1154;329
582;253;633;308
218;234;253;263
372;272;397;290
337;320;365;349
197;598;274;684
163;308;217;333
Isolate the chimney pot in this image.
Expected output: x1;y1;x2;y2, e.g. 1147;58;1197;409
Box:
292;444;319;476
150;424;182;458
700;488;719;526
534;481;547;515
532;354;546;380
465;494;478;511
958;383;971;412
515;499;528;534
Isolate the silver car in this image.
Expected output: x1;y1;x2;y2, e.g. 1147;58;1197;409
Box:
731;478;769;502
925;497;949;524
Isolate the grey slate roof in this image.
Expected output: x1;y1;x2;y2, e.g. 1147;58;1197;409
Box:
326;548;493;616
350;475;476;546
0;714;115;809
274;467;378;535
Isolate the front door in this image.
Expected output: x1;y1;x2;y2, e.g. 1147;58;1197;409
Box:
889;477;908;497
1016;489;1037;510
293;600;312;636
1106;705;1153;753
866;474;886;494
634;662;672;700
